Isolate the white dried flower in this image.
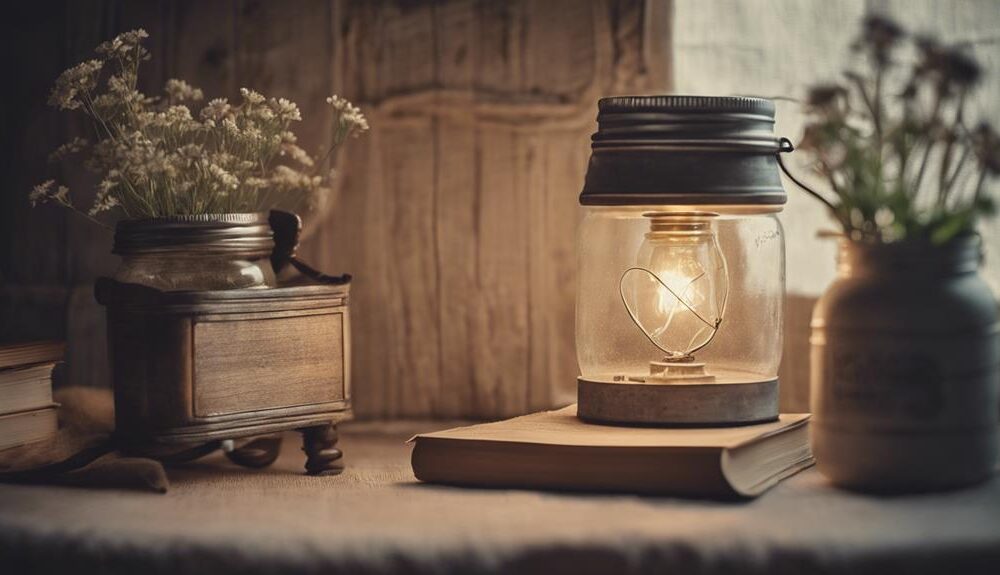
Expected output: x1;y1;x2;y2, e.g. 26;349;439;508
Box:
48;137;89;163
89;183;119;216
105;74;147;108
326;94;369;135
176;143;203;161
242;125;263;142
164;105;195;124
200;98;232;122
250;105;275;123
29;180;55;206
114;131;176;182
164;79;203;103
270;165;321;191
48;60;103;110
271;98;301;122
36;30;366;220
30;181;71;207
325;95;350;112
96;29;150;63
240;88;266;106
53;186;70;205
282;143;315;167
244;177;269;190
208;163;239;191
221;117;239;135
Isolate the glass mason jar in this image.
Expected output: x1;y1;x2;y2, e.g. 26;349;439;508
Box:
576;96;788;425
113;213;276;291
577;207;784;384
811;236;999;491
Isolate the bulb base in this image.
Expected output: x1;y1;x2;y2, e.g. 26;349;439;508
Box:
648;359;716;383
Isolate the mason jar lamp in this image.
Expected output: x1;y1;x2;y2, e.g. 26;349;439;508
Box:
576;96;788;426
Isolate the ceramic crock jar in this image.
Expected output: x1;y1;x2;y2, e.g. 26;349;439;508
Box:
112;213;276;291
811;235;999;492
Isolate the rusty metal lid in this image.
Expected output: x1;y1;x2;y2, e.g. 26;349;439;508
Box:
113;213;274;257
580;95;787;206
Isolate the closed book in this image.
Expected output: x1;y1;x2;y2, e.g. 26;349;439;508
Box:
0;364;56;416
411;405;812;498
0;341;65;371
0;406;58;451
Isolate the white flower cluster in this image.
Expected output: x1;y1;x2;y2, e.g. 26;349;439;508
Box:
48;60;103;111
95;29;150;62
33;30;368;220
30;180;69;207
164;79;203;104
48;137;88;163
326;95;370;140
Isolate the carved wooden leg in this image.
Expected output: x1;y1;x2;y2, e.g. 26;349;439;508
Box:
299;424;344;476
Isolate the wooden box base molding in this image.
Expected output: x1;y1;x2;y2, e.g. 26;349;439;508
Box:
96;278;352;475
577;377;779;426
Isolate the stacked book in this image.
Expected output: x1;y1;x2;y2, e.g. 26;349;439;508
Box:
411;405;812;498
0;341;63;451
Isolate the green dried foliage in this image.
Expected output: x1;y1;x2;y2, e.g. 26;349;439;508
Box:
796;15;998;244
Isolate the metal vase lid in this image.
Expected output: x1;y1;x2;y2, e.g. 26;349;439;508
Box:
580;95;787;207
113;213;274;258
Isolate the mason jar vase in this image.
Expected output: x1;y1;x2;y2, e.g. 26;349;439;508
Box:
112;213;276;291
811;235;1000;492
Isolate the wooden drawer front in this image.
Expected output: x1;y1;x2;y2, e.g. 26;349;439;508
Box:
193;312;345;417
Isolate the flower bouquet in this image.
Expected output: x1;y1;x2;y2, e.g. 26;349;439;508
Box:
31;29;368;290
790;16;1000;492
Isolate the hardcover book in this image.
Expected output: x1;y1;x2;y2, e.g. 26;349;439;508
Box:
0;341;63;451
0;407;59;451
0;364;56;416
411;405;812;498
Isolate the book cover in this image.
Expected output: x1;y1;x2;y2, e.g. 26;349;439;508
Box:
411;405;812;498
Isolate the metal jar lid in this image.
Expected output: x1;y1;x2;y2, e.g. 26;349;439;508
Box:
113;213;274;257
580;95;787;206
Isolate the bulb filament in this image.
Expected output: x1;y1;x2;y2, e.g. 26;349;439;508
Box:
618;211;730;361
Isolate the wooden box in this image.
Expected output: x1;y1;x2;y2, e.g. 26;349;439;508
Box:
96;279;352;475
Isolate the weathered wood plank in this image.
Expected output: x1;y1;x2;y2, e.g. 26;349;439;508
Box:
528;128;590;410
434;121;478;416
434;0;478;90
236;0;333;177
172;0;237;102
469;127;531;417
380;121;441;417
298;0;673;418
522;0;597;97
304;126;392;418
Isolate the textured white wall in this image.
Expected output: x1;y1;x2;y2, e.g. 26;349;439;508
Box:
673;0;1000;296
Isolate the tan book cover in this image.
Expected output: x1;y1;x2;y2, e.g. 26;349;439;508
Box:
411;405;812;498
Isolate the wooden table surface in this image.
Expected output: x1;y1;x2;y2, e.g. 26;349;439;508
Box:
1;421;999;575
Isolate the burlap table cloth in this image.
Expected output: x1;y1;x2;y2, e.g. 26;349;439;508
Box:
1;422;999;575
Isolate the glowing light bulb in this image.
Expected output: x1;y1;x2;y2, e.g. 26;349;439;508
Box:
620;212;729;368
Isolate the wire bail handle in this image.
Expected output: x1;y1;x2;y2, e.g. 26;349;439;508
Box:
775;137;840;213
